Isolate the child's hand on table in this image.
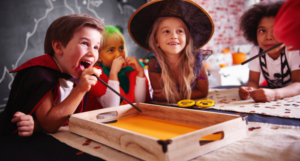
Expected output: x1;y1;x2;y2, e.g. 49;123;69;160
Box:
77;68;102;92
11;111;34;137
239;86;254;100
249;88;279;102
126;57;144;78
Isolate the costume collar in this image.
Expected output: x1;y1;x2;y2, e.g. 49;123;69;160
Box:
52;56;63;73
100;64;134;94
10;54;61;73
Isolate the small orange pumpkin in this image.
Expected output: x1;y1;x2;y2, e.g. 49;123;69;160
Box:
204;64;210;69
221;48;231;54
219;64;226;68
232;49;247;64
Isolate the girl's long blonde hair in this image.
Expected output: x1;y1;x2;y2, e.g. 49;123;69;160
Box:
148;17;196;103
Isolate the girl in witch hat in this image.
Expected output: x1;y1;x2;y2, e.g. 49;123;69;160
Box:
239;2;300;102
85;26;151;111
128;0;214;103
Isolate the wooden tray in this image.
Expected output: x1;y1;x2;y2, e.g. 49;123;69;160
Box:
69;103;248;161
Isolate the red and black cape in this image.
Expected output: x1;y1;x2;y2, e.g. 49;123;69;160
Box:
0;55;84;136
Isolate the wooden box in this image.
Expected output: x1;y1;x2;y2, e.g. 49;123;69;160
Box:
69;103;247;161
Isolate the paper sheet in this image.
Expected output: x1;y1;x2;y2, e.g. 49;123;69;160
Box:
204;88;300;119
155;88;300;119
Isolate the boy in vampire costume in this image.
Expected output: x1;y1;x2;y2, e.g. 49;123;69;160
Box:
0;14;104;136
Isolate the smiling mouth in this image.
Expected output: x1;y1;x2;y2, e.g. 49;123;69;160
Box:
168;43;179;45
80;61;92;69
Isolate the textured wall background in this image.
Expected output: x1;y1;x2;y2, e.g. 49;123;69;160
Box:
147;0;283;53
195;0;249;52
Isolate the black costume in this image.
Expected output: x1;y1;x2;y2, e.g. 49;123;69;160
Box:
0;55;84;135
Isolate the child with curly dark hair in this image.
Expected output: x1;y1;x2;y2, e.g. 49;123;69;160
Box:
239;1;300;102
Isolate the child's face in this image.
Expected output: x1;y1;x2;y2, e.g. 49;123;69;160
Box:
155;17;187;57
98;40;125;69
58;26;101;79
257;17;282;55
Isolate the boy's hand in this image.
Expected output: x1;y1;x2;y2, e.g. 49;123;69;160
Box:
249;88;278;102
125;57;144;78
78;68;102;92
239;86;253;100
11;111;34;137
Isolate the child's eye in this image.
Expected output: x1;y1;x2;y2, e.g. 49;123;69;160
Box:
119;46;124;51
163;30;169;33
178;30;184;33
94;46;99;50
258;29;265;33
108;49;114;53
82;42;88;46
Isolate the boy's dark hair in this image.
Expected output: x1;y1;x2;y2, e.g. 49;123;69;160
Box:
44;14;105;56
239;1;284;45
